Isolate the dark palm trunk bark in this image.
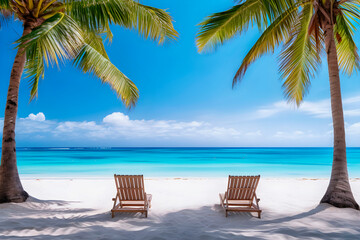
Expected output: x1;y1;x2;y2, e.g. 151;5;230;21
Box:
0;23;32;203
320;23;359;209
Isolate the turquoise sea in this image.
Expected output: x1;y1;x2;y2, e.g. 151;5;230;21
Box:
15;147;360;178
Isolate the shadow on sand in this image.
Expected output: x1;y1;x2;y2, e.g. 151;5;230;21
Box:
0;197;359;240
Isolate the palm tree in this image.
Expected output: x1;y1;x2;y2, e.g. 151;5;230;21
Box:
196;0;359;209
0;0;177;203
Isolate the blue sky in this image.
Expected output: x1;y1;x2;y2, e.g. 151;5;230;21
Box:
1;0;360;147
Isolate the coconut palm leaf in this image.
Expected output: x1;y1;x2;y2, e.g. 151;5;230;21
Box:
83;30;109;59
340;1;360;22
25;44;45;100
196;0;295;52
16;13;83;66
73;43;139;107
103;21;113;42
65;0;133;31
16;13;83;100
133;2;178;44
233;3;299;86
0;9;12;27
0;0;9;9
66;0;178;44
335;11;360;75
279;3;321;105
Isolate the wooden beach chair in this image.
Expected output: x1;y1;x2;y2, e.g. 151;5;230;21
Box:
219;175;262;218
111;175;152;218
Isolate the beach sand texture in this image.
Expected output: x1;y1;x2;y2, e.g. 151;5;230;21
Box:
1;178;359;239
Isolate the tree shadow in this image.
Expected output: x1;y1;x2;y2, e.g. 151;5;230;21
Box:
0;198;359;240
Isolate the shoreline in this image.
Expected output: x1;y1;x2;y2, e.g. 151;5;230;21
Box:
19;176;360;180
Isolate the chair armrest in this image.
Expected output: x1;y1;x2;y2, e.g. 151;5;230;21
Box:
145;193;152;208
112;193;120;202
254;193;261;209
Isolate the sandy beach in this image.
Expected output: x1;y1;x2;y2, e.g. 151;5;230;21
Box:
0;178;359;239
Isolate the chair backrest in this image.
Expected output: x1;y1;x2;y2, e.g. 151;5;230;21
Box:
114;175;146;201
227;175;260;201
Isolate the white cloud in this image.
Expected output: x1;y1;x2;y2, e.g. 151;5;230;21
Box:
103;112;132;127
253;102;289;119
343;96;360;104
12;112;242;144
1;111;358;146
0;114;50;134
245;130;262;136
300;100;331;118
95;112;242;139
274;130;324;140
254;94;360;119
56;121;100;133
25;112;46;121
347;122;360;135
101;113;240;139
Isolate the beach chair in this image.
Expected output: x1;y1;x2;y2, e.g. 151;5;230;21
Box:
219;175;262;218
111;175;152;218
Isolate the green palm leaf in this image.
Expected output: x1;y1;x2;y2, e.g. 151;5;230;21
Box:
340;1;360;22
16;13;83;100
196;0;295;52
133;2;178;44
279;3;321;105
0;0;9;9
65;0;133;32
335;8;360;75
66;0;178;44
25;44;45;100
73;43;139;107
83;30;109;59
16;13;83;66
0;9;12;27
233;3;299;86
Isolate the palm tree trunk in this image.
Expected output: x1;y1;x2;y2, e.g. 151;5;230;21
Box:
0;23;32;203
320;24;359;209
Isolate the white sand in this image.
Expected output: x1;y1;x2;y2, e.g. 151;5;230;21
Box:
1;178;360;239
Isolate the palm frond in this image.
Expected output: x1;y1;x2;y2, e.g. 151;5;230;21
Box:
0;0;10;9
16;13;83;66
279;3;320;105
65;0;133;31
73;43;139;107
83;30;109;59
335;11;360;75
233;3;299;86
196;0;295;52
132;2;178;44
103;21;113;42
25;43;45;101
340;1;360;23
65;0;177;44
17;13;83;100
0;9;12;27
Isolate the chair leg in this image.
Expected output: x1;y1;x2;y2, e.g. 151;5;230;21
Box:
225;210;228;217
145;211;148;218
258;212;261;219
111;211;115;218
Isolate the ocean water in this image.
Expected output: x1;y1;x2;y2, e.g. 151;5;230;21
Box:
15;147;360;178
